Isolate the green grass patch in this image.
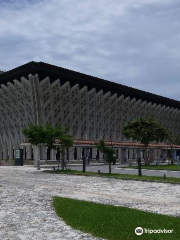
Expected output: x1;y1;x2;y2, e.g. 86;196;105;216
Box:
44;169;180;184
128;164;180;171
53;196;180;240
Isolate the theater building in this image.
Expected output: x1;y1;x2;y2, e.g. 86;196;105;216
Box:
0;61;180;163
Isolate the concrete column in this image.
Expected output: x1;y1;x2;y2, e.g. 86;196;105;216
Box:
68;147;74;161
44;147;47;160
147;149;151;161
155;149;159;165
40;146;47;160
129;148;134;165
113;148;119;162
59;147;68;169
149;149;152;162
124;148;128;164
99;151;104;161
33;145;40;167
150;149;156;163
118;148;123;163
0;144;3;160
64;148;68;161
3;143;8;160
140;149;145;161
164;149;168;161
157;149;161;159
84;147;90;165
154;149;159;165
26;145;32;160
92;147;97;160
76;147;82;160
173;150;177;163
133;149;137;160
161;149;164;162
120;148;127;164
9;142;14;160
50;149;56;160
129;149;133;159
136;148;141;159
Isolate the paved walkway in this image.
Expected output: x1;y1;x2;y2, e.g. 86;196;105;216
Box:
0;166;180;240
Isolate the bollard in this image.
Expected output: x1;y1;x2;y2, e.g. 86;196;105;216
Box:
137;157;142;177
83;156;86;172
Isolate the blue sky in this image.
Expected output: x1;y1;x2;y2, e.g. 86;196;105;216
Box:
1;0;180;100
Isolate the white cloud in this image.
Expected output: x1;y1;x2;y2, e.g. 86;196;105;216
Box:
0;0;180;100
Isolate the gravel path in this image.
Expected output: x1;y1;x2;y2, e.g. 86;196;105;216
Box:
0;166;180;240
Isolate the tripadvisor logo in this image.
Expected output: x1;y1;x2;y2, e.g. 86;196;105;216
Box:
135;227;143;235
135;227;173;235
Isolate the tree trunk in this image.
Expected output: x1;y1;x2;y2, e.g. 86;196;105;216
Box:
144;146;148;165
137;149;142;176
58;160;60;170
109;161;111;174
138;157;142;176
171;146;173;165
61;147;67;170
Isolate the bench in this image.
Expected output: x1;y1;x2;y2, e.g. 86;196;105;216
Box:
41;165;60;171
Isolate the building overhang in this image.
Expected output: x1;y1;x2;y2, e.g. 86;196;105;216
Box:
21;139;180;150
1;61;180;109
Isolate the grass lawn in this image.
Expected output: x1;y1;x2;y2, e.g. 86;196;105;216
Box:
45;169;180;184
128;164;180;171
53;196;180;240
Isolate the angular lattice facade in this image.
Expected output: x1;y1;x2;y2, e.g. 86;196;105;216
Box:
0;61;180;161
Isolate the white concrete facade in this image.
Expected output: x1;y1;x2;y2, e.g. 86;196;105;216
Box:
0;62;180;161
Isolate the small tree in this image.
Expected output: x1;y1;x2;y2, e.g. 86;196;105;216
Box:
166;131;180;164
96;140;116;174
54;126;73;170
122;118;168;165
23;125;47;146
23;124;73;169
22;124;51;167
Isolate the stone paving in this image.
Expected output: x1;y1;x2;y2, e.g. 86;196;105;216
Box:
0;166;180;240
